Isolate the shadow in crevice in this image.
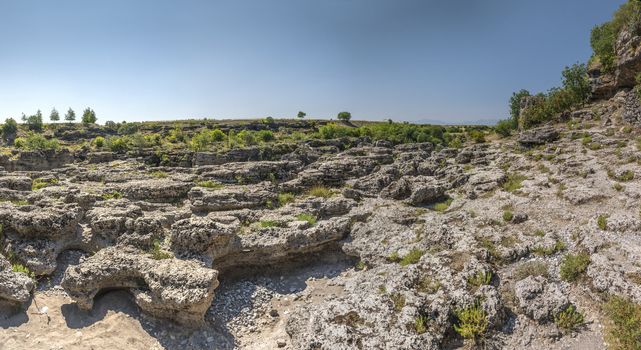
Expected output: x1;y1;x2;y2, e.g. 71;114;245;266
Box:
0;299;30;328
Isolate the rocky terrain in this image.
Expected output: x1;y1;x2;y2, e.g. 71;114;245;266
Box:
1;3;641;350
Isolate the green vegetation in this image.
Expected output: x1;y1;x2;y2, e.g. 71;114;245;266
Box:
49;108;60;122
453;302;488;344
12;263;35;278
513;261;549;281
82;107;97;124
259;220;285;228
150;171;168;178
277;192;295;206
399;249;424;266
559;252;591;282
337;111;352;122
31;178;59;191
93;136;105;148
65;108;76;122
415;276;441;294
597;214;608;230
415;315;428;334
2;118;18;141
390;292;405;311
149;239;172;260
604;296;641;350
101;191;122;200
432;197;453;212
295;213;317;226
196;180;224;189
297;111;306;119
502;210;514;222
502;173;526;193
467;271;492;288
554;305;584;332
531;240;566;256
307;185;333;198
14;133;60;151
613;183;624;191
590;0;641;72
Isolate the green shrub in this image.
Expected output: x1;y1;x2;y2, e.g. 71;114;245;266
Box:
106;136;130;153
190;129;226;151
295;213;317;226
467;271;492;288
454;302;488;344
307;185;333;198
337;111;352;122
531;240;566;256
150;171;168;178
604;296;641;350
102;191;122;200
598;214;608;230
560;252;590;282
93;136;105;148
277;192;295;206
14;133;60;151
256;130;275;142
390;292;405;311
399;249;424;266
503;210;514;222
509;89;531;127
149;239;172;260
196;180;224;189
12;263;34;278
590;0;641;73
236;130;257;146
432;197;453;212
495;118;517;137
415;315;428;334
387;251;401;263
259;220;284;228
502;173;527;193
554;305;584;332
2;118;18;139
32;178;59;191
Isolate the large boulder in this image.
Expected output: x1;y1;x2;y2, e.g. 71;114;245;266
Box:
61;246;218;326
517;126;559;146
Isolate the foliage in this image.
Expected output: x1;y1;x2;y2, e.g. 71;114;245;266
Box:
259;220;284;228
495;118;517;137
598;214;608;230
50;108;60;122
101;191;122;200
502;210;514;222
236;130;257;146
559;252;590;282
390;292;406;311
531;240;566;256
502;173;527;192
307;185;333;198
432;197;453;212
337;111;352;122
93;136;105;148
24;110;44;132
604;295;641;350
256;130;275;142
399;249;424;266
64;108;76;122
32;178;59;191
415;315;428;334
590;0;641;73
467;271;492;288
277;192;295;206
82;107;97;124
14;133;60;151
197;180;224;189
12;263;35;278
453;302;488;343
149;239;172;260
297;111;306;119
105;136;130;153
509;89;531;123
190;128;227;151
2;118;18;138
554;305;584;332
295;213;317;226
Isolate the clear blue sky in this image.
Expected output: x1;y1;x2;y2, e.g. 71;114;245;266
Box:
0;0;627;123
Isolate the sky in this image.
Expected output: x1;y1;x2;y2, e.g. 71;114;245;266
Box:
0;0;628;124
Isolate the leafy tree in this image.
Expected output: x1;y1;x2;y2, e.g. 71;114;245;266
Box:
24;110;43;132
590;0;641;72
297;111;306;119
82;108;97;124
337;111;352;122
105;120;117;130
2;118;18;140
65;108;76;123
509;89;530;123
50;108;60;122
562;63;590;106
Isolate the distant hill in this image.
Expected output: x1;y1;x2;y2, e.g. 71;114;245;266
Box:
411;118;500;126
